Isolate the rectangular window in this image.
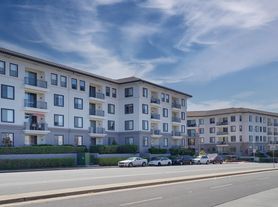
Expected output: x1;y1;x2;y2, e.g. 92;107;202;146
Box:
209;127;215;133
199;128;204;134
239;115;242;122
230;126;236;132
181;125;186;133
125;104;134;114
112;88;117;98
0;60;5;74
249;135;253;142
163;123;168;132
60;75;67;87
54;94;64;107
54;114;64;127
1;108;14;123
163;108;168;117
210;118;215;124
74;117;83;128
142;120;149;130
231;136;236;142
125;137;134;145
143;137;149;147
106;87;110;96
165;94;169;103
181;99;185;106
75;136;83;146
71;78;77;89
231;116;236;122
108;120;115;131
164;138;168;147
1;132;14;146
143;88;148;98
142;104;148;114
199;119;204;125
108;104;115;114
80;80;85;91
239;125;242;132
181;112;186;120
249;115;252;122
9;63;18;77
209;137;215;143
125;120;134;130
161;93;165;102
125;87;133;97
55;135;64;145
51;73;58;85
249;125;253;132
74;98;83;110
1;85;14;100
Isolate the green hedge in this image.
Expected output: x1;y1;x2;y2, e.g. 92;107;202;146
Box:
169;148;195;156
97;157;125;166
0;145;87;154
267;151;278;157
90;145;137;154
148;147;167;154
0;158;75;170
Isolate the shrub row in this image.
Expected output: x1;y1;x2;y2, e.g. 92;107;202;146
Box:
169;148;195;156
148;147;168;154
267;150;278;157
0;145;87;154
90;157;124;166
0;158;75;170
90;145;137;154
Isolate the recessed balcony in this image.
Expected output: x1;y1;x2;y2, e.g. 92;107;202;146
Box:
89;127;106;137
89;92;105;103
151;129;162;138
24;100;48;113
172;131;184;139
216;121;228;126
151;113;160;122
150;97;161;107
24;77;48;92
24;122;50;135
216;131;229;136
172;102;181;110
89;109;105;120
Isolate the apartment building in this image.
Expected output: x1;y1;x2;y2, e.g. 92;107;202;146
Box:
0;48;191;153
187;108;278;156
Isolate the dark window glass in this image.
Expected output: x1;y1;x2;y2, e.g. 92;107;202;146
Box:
74;116;83;128
125;87;133;97
54;114;64;126
60;76;67;87
0;60;5;74
9;63;18;77
51;73;58;85
125;104;134;114
71;78;77;89
54;94;64;107
106;87;110;96
1;85;14;100
74;98;83;110
125;120;134;130
108;104;115;114
112;88;117;98
80;80;85;91
108;120;115;130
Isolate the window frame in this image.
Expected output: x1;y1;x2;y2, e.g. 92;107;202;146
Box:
9;63;18;77
1;108;15;123
125;120;134;131
54;114;64;127
106;86;110;97
54;94;64;107
51;73;58;86
71;78;77;90
125;87;133;97
74;97;83;110
143;88;148;98
112;88;117;98
1;84;15;100
125;104;134;114
60;75;67;88
74;116;83;128
80;80;85;91
0;60;5;75
108;120;115;131
142;104;148;114
142;120;149;130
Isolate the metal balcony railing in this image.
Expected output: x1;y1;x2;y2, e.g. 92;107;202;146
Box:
24;77;47;88
151;129;161;135
151;97;160;104
172;131;182;136
172;117;181;123
24;122;48;131
172;102;181;109
89;127;105;134
24;100;47;109
216;131;229;135
187;123;197;127
216;121;228;126
89;109;105;116
89;92;105;100
151;113;160;120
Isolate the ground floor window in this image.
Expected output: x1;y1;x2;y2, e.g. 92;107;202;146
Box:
125;137;134;145
163;138;168;147
75;135;83;146
55;135;64;145
143;136;149;147
1;132;14;146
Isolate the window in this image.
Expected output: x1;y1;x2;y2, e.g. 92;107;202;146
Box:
209;127;215;133
199;119;204;125
181;125;186;133
143;88;148;98
239;125;242;132
164;138;168;147
54;114;64;127
239;115;242;122
181;112;186;120
125;137;134;145
125;120;134;130
74;98;83;110
0;60;5;74
231;136;236;142
199;128;204;134
143;137;149;147
1;132;14;146
230;126;236;132
239;135;243;142
108;104;115;114
60;75;67;87
200;137;204;143
163;123;168;132
80;80;85;91
106;87;110;96
108;120;115;131
249;125;253;132
54;94;64;107
249;135;253;142
112;88;117;98
165;94;169;103
163;108;168;117
125;104;134;114
9;63;18;77
1;109;14;123
51;73;58;85
55;135;64;145
210;118;215;124
249;115;252;122
181;99;186;106
74;117;83;128
125;87;133;97
209;137;215;143
71;78;77;89
75;136;83;146
1;85;14;100
142;104;148;114
142;120;149;130
161;93;165;102
231;116;236;122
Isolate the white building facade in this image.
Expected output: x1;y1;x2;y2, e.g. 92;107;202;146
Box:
187;108;278;156
0;48;191;153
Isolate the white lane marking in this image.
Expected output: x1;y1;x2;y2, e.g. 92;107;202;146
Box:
210;183;233;189
119;197;163;206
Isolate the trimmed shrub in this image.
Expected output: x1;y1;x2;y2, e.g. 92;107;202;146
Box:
0;158;75;170
267;150;278;157
0;145;87;154
90;145;137;154
148;147;167;154
169;148;195;156
97;157;125;166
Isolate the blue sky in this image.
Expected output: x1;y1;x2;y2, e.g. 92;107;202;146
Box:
1;0;278;112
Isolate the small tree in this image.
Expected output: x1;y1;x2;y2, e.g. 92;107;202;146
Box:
1;135;12;147
199;149;206;156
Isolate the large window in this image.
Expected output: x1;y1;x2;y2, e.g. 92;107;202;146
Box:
55;135;64;145
0;60;5;74
230;126;236;132
231;116;236;122
163;108;168;117
74;116;83;128
181;99;186;106
112;88;117;98
163;123;168;132
108;104;115;114
161;93;165;102
1;108;14;123
165;94;169;103
108;120;115;131
60;75;67;88
143;88;148;98
9;63;18;77
143;137;149;147
125;120;134;130
80;80;85;91
181;112;186;120
125;104;134;114
125;137;134;145
71;78;77;90
1;85;14;100
74;98;83;110
142;104;148;114
1;132;14;146
142;120;149;130
54;94;64;107
125;87;133;97
51;73;58;85
54;114;64;127
75;135;83;146
164;138;168;147
106;87;110;96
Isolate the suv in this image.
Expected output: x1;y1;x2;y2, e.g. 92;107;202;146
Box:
172;155;194;165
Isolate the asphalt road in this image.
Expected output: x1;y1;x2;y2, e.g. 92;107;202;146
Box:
4;170;278;207
0;162;275;196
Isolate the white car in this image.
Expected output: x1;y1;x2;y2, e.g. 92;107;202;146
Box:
148;157;172;166
118;157;148;167
193;155;209;164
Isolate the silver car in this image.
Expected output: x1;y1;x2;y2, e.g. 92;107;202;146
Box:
118;157;148;167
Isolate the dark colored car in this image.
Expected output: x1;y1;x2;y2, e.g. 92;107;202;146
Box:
171;155;194;165
210;155;224;164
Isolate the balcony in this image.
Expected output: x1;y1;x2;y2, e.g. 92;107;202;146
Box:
172;102;181;110
274;132;278;135
172;117;181;123
24;77;48;92
151;129;162;138
274;123;278;127
216;121;228;126
267;132;273;135
151;113;160;121
216;141;229;146
24;100;48;113
216;131;229;136
267;122;273;126
187;133;197;138
187;123;197;127
24;122;50;135
150;97;160;106
89;127;106;137
89;92;105;102
172;131;183;139
89;109;105;120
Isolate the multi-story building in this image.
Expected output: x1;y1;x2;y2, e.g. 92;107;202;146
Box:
0;48;191;153
187;108;278;156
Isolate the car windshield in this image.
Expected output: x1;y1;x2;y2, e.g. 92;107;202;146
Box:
126;157;136;161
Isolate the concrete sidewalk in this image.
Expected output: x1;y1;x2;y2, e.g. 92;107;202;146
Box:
217;187;278;207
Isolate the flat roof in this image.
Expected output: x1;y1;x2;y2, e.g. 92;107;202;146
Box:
0;47;192;97
188;107;278;118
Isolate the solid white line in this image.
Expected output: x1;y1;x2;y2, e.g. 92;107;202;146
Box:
210;183;233;189
119;197;163;206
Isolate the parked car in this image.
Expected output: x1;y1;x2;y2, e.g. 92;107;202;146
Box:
193;155;209;164
171;155;194;165
209;155;224;164
149;157;172;166
118;157;148;167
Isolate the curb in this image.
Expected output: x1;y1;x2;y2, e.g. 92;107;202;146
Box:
0;168;277;205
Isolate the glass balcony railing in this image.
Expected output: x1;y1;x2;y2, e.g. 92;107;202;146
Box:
89;109;105;117
89;92;105;100
24;122;48;131
24;100;47;109
89;127;105;134
24;77;47;88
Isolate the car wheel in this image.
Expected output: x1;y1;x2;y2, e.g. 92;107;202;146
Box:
158;162;161;166
142;162;146;167
168;162;171;166
128;162;133;167
180;161;183;165
206;161;209;165
220;161;223;164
